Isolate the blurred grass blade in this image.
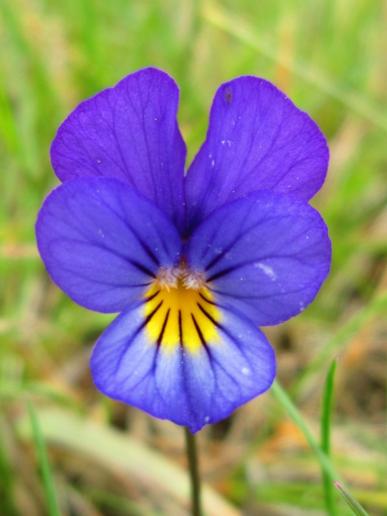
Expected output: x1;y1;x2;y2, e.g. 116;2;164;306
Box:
27;402;61;516
272;381;369;514
294;293;387;395
0;429;18;516
21;408;238;516
321;361;337;515
0;0;59;104
335;481;369;516
271;380;339;481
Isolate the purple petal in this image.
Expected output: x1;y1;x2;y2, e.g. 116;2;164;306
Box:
91;298;275;433
187;191;331;326
185;76;328;230
51;67;186;229
36;177;181;313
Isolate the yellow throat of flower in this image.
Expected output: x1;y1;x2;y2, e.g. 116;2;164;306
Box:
144;264;221;353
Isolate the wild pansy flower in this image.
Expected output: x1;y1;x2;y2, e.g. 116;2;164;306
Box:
36;68;331;433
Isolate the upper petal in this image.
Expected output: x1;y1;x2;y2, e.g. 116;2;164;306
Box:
91;297;275;433
51;67;186;230
185;76;328;231
36;177;182;313
186;191;331;326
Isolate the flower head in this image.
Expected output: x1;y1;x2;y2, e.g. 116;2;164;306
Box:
36;68;331;432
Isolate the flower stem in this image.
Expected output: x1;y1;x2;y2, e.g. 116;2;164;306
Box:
184;427;202;516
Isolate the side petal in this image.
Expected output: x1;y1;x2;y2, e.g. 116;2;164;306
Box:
187;191;331;326
36;177;181;313
185;76;328;230
51;67;186;229
91;300;275;433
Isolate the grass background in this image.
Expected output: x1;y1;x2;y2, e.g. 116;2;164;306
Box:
0;0;386;514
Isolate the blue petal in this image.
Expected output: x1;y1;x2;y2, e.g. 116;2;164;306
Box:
187;190;331;326
36;177;181;313
185;76;328;231
51;67;186;230
90;300;275;433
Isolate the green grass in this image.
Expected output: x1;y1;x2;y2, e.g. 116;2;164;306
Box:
335;482;369;516
321;361;338;515
27;402;60;516
0;0;385;514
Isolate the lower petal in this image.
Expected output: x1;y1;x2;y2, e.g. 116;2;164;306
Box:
90;297;275;432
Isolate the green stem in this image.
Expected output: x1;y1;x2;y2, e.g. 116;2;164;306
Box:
184;427;202;516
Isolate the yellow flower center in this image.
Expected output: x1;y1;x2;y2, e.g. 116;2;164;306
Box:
144;264;221;353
